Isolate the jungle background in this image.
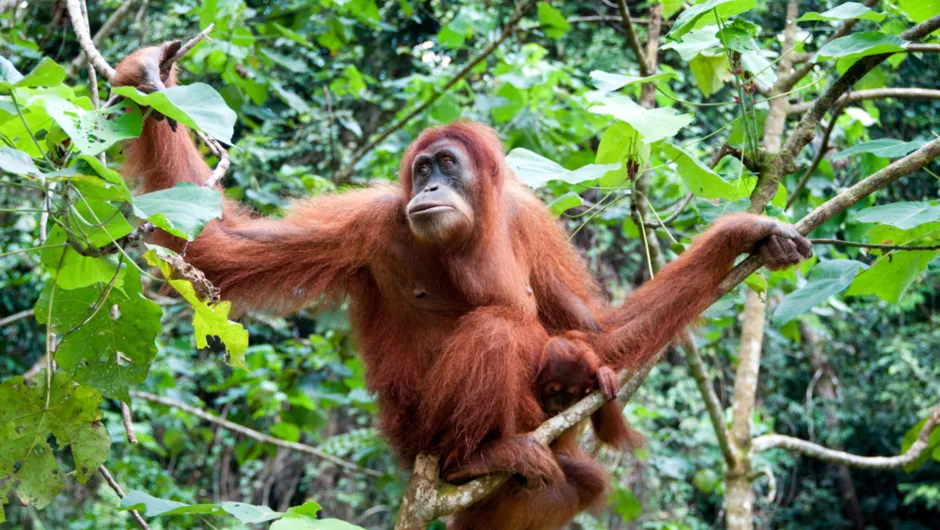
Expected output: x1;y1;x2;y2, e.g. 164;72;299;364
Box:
1;0;939;529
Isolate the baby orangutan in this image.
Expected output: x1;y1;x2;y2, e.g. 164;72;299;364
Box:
537;332;644;449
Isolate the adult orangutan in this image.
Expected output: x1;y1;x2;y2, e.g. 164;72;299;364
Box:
114;43;811;530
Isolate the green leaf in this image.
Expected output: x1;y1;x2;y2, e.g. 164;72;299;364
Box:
505;148;618;188
595;121;650;187
668;0;756;39
111;84;237;144
847;248;940;303
41;226;127;290
662;27;721;61
132;183;223;241
589;95;694;144
772;260;868;325
815;32;908;62
897;0;939;22
221;502;283;524
589;71;678;92
120;491;225;517
0;372;110;519
689;53;731;97
0;56;24;85
16;57;67;88
0;146;42;176
661;143;744;200
547;192;584;216
899;418;940;472
795;2;886;22
69;198;133;248
285;501;321;518
144;251;249;367
34;268;161;402
537;2;570;39
45;96;143;156
853;202;940;230
832;139;927;161
271;519;365;530
71;155;132;202
741;50;776;87
431;93;461;123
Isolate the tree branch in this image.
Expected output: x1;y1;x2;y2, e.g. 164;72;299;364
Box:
65;0;117;81
66;0;137;77
0;308;34;328
129;390;384;478
752;404;940;469
99;465;150;529
333;0;538;183
788;87;940;115
617;0;652;76
810;238;940;251
748;14;940;210
721;136;940;295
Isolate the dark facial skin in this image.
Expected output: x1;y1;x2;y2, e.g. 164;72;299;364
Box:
406;141;475;246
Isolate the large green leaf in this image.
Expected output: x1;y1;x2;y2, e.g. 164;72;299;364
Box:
0;57;65;90
40;226;127;290
589;71;678;92
667;0;755;39
847;249;939;303
589;95;693;144
832;139;927;161
505;148;618;187
34;268;161;402
112;83;237;144
120;491;225;517
144;251;248;367
69;198;133;248
795;3;886;22
0;372;110;520
271;519;366;530
689;53;730;97
547;192;584;216
897;0;940;23
772;260;868;325
537;2;570;39
595;121;650;187
815;32;908;62
45;96;143;156
0;146;42;177
661;143;743;200
853;202;940;230
132;183;223;241
662;27;721;61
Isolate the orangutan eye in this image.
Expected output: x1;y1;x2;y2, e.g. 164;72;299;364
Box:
441;157;455;171
417;163;430;177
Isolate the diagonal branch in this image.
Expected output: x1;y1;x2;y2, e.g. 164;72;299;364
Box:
65;0;117;81
130;390;384;478
66;0;137;77
617;0;652;76
333;0;539;183
752;403;940;470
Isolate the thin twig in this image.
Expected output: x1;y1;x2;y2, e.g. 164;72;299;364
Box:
786;106;842;209
130;390;384;477
334;0;538;183
121;401;138;443
0;309;34;328
163;23;215;68
810;238;940;251
99;465;150;529
642;193;693;228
